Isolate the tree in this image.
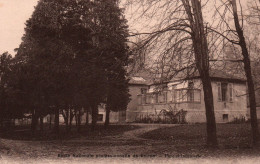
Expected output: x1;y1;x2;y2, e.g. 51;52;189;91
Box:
16;0;80;133
213;0;260;145
88;0;130;128
0;52;13;127
0;52;30;129
231;0;259;144
125;0;218;147
15;0;130;133
104;67;130;127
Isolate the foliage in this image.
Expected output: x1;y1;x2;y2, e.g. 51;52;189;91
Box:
134;109;187;124
229;116;246;124
0;52;28;121
0;0;130;131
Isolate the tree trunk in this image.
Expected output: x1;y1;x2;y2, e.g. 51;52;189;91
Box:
77;109;81;132
91;103;98;131
85;107;89;126
40;115;43;131
201;74;218;147
62;109;69;132
0;117;3;129
231;0;259;145
182;0;218;147
104;106;110;128
31;109;38;133
49;114;52;130
69;108;74;131
66;109;69;132
245;58;259;144
54;107;59;134
75;109;78;127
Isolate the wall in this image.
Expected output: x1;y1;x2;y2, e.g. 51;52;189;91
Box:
247;86;260;119
211;81;247;123
126;84;149;122
81;106;122;124
181;79;247;123
128;79;248;123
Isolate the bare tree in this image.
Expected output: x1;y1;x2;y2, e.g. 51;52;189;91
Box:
212;0;260;145
246;0;260;25
231;0;259;145
125;0;218;147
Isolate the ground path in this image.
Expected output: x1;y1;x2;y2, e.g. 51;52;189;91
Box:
121;123;178;140
0;124;177;163
0;123;260;164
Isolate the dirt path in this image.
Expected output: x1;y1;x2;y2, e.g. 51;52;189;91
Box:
120;123;178;140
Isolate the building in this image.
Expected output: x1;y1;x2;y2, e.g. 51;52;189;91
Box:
126;70;248;123
126;71;153;122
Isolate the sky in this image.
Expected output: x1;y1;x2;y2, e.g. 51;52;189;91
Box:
0;0;135;56
0;0;254;56
0;0;38;56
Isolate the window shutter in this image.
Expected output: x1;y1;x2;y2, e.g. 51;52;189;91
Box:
179;90;183;102
137;95;142;105
217;82;222;101
164;91;167;102
176;90;180;102
173;90;176;102
229;83;233;102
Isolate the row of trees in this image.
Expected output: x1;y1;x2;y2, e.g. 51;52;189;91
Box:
0;0;130;133
125;0;260;147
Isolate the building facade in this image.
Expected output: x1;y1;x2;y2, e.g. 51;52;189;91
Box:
126;72;248;123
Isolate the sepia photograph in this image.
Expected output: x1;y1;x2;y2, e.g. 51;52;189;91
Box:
0;0;260;163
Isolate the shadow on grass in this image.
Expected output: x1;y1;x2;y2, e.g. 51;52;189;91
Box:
140;123;254;149
0;124;140;141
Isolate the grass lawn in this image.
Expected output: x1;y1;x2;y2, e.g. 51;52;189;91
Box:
141;123;252;148
1;123;260;162
140;123;260;158
0;124;140;141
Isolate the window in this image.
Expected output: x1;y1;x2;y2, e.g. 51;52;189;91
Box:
229;83;233;102
141;88;147;94
223;114;228;122
158;92;167;103
221;83;228;101
153;93;158;103
172;90;176;102
137;95;142;105
145;94;152;104
217;82;233;102
176;90;181;102
162;84;168;91
217;83;222;101
187;90;194;102
141;95;146;104
187;82;194;102
170;85;177;102
97;114;103;121
175;89;201;103
177;90;186;102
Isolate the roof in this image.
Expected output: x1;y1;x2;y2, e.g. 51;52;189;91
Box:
193;69;246;82
128;70;154;85
128;67;246;86
170;68;246;83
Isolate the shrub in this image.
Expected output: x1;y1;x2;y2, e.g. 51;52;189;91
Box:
229;116;246;124
134;109;187;124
